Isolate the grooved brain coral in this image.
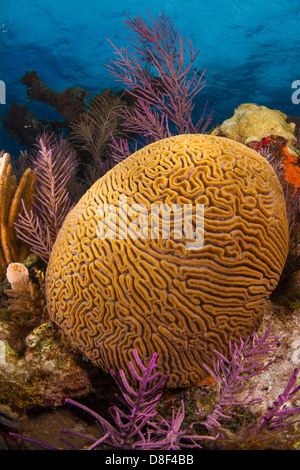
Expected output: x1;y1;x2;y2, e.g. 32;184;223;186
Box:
45;134;289;388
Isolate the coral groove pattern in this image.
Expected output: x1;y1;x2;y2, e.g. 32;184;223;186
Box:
45;134;288;388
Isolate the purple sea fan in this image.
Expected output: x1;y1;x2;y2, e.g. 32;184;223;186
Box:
106;10;213;159
14;132;79;263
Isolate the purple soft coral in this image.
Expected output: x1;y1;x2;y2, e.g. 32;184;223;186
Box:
10;330;300;450
10;349;214;450
201;326;279;432
246;368;300;438
106;11;212;160
14;132;79;262
61;350;213;450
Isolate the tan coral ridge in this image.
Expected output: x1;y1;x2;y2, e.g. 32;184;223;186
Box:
45;134;289;388
0;152;35;278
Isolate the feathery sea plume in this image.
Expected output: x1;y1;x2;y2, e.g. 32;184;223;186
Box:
14;132;79;263
69;92;126;183
200;326;279;433
198;326;300;449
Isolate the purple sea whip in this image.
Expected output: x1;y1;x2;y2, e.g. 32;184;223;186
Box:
106;11;213;160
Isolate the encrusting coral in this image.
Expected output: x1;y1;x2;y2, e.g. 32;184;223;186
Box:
211;103;297;152
45;134;289;389
0;152;35;278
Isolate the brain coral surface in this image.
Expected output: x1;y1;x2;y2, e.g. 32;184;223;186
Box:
45;134;288;388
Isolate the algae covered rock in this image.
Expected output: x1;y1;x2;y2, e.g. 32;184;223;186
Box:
0;322;92;412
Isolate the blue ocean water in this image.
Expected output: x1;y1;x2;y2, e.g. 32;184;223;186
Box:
1;0;300;155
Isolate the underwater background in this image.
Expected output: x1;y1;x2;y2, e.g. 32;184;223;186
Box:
1;0;300;154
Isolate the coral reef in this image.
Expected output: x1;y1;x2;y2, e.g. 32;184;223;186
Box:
211;104;300;280
2;104;46;148
21;71;89;123
0;152;35;279
211;103;300;192
9;330;300;450
11;349;216;450
3;11;213;173
0;7;298;450
45;134;288;388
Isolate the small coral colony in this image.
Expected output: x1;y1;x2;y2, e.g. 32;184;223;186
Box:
1;11;300;450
